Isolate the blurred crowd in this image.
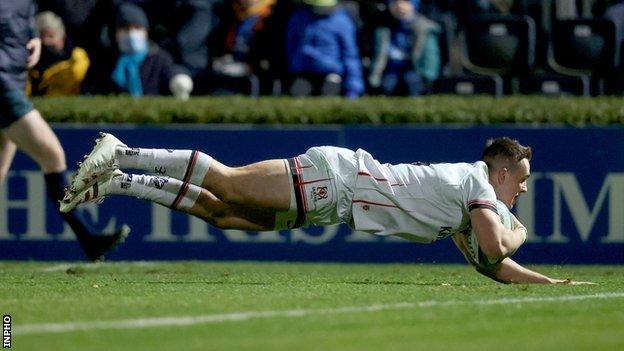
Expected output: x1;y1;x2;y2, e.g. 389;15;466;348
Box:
30;0;624;98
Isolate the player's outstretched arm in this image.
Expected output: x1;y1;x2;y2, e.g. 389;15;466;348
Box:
451;235;594;284
478;258;555;284
478;258;595;285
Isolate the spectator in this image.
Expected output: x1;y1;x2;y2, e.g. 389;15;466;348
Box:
28;11;90;96
208;0;278;95
285;0;364;98
83;3;193;99
368;0;441;96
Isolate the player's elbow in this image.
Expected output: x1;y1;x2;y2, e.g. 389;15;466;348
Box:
479;239;506;262
482;231;520;261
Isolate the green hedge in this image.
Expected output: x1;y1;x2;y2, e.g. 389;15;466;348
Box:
33;95;624;125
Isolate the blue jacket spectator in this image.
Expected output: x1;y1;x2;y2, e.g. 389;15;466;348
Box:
286;0;364;98
368;0;440;96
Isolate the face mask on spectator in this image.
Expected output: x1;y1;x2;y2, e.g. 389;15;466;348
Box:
117;29;148;54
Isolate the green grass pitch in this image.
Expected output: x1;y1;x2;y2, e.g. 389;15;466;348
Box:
1;261;623;351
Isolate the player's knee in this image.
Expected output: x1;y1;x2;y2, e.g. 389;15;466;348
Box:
214;171;246;204
205;165;239;202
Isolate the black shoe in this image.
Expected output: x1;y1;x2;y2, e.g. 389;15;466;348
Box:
82;224;131;262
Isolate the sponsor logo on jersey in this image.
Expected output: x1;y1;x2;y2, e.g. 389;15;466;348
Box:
311;186;328;202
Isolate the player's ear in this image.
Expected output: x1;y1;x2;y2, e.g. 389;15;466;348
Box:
497;167;508;185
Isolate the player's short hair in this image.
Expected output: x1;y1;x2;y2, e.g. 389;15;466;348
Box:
481;137;532;171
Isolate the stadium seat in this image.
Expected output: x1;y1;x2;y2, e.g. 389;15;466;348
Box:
518;73;589;96
462;15;536;77
432;75;503;96
548;19;618;95
604;41;624;95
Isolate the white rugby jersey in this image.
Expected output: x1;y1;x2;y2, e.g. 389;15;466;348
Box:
350;149;497;243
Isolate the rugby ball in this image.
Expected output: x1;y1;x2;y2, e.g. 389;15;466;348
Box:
467;200;513;267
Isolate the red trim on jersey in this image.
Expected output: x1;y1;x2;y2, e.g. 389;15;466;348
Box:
357;171;403;187
357;171;388;182
467;199;496;207
353;199;396;208
288;158;306;228
352;199;418;212
295;157;308;212
295;178;332;186
467;199;497;213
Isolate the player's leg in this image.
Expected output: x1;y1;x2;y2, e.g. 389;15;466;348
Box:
0;131;17;184
75;133;292;211
4;110;128;260
180;187;276;230
4;109;66;173
114;148;291;210
114;146;347;225
200;159;292;211
114;143;292;211
63;170;276;230
66;145;354;231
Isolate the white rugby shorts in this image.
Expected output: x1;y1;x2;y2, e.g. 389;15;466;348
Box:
277;146;357;229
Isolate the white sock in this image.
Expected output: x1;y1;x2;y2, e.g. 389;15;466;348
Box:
115;147;212;186
106;173;202;211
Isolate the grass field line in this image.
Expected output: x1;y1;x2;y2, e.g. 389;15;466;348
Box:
15;292;624;336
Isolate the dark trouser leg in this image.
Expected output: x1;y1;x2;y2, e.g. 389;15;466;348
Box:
45;172;128;261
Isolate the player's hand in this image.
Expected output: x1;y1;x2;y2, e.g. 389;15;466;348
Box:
26;38;41;68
